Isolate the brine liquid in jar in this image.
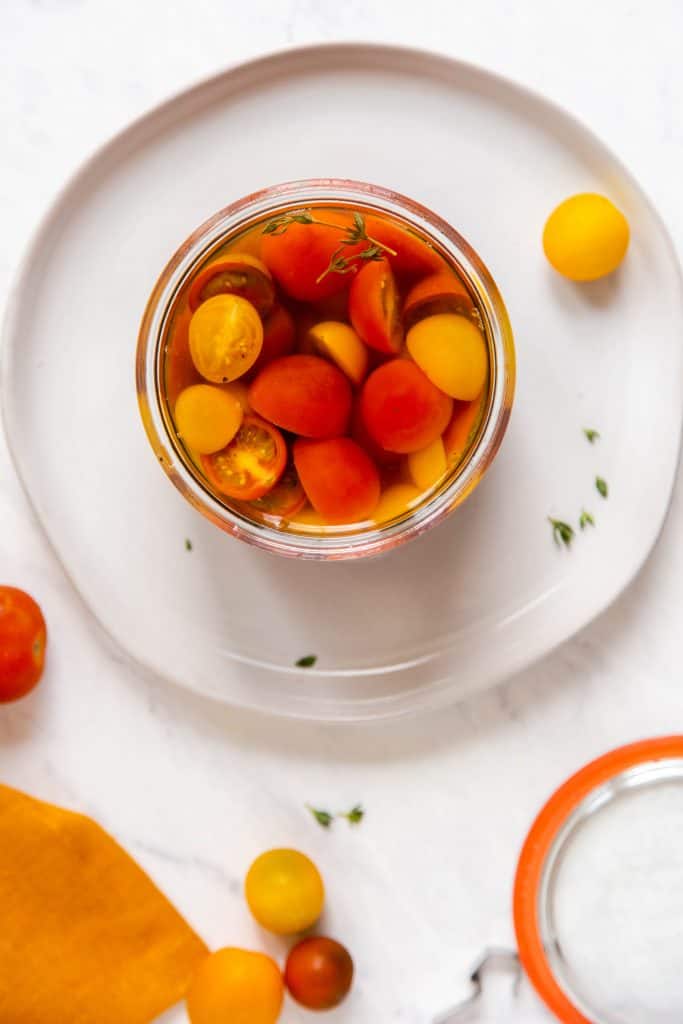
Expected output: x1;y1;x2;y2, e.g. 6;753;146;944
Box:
161;203;492;535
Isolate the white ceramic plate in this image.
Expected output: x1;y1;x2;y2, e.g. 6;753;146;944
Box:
3;44;682;721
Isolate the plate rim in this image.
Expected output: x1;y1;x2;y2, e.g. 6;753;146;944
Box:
2;41;683;722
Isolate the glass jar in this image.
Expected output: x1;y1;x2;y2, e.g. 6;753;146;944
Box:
136;179;515;559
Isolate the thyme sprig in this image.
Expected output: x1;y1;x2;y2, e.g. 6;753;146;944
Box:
262;208;396;284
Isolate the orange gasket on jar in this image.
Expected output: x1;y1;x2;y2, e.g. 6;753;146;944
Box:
513;736;683;1024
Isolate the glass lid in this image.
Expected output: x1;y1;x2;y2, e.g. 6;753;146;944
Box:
514;737;683;1024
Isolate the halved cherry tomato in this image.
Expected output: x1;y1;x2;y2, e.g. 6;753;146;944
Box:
305;321;368;384
188;253;275;316
201;415;286;500
248;461;306;519
365;215;443;281
165;307;200;405
408;436;448;490
351;399;401;467
407;313;488;400
189;294;263;383
403;271;474;329
175;384;243;454
249;355;352;439
285;937;354;1011
372;483;422;522
253;304;296;371
443;397;484;462
360;359;453;454
349;259;403;355
261;212;365;302
294;437;380;523
0;587;47;702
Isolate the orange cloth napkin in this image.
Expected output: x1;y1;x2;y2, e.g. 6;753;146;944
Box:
0;784;208;1024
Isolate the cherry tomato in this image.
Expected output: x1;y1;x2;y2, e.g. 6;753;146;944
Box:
201;415;286;501
407;313;488;400
351;399;401;467
248;461;306;519
188;253;275;317
0;587;47;703
261;212;365;302
305;321;369;384
245;849;324;935
408;436;448;490
285;937;354;1011
372;483;422;522
165;307;199;405
187;948;284;1024
349;258;403;355
253;304;296;371
249;355;352;439
360;359;453;454
543;193;630;281
174;384;243;454
294;437;381;523
189;294;263;383
364;215;443;281
443;397;484;462
403;271;474;329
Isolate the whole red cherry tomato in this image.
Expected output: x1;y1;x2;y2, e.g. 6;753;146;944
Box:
285;937;354;1010
0;587;47;702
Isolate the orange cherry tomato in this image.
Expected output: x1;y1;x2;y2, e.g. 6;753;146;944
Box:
360;359;453;454
349;258;403;355
201;415;286;501
249;355;352;439
252;304;296;372
248;460;306;519
285;937;354;1011
261;212;365;302
164;308;200;405
0;587;47;702
443;397;484;461
294;437;381;523
188;253;275;317
365;215;443;281
351;399;401;467
403;271;474;329
187;947;284;1024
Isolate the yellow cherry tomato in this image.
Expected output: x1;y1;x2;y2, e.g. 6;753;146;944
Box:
406;314;487;400
543;193;630;281
175;384;243;454
408;437;448;491
186;948;283;1024
305;321;369;385
373;483;422;523
291;506;328;528
189;294;263;383
245;849;324;935
222;379;251;412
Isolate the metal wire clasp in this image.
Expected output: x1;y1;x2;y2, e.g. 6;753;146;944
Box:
434;947;522;1022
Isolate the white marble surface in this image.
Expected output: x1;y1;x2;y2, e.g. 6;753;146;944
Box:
2;3;683;1022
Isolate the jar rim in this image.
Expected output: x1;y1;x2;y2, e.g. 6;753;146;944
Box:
136;178;515;559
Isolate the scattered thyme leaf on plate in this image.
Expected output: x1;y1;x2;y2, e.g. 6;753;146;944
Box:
579;510;595;530
595;477;608;499
296;654;317;668
343;804;365;826
548;517;575;549
184;538;193;551
583;428;600;444
306;805;334;829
